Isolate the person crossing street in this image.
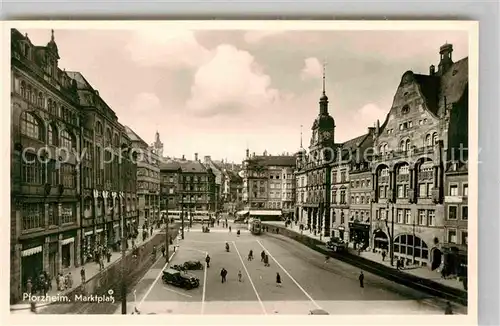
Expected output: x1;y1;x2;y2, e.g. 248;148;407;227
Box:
205;254;211;268
220;268;228;283
248;250;253;261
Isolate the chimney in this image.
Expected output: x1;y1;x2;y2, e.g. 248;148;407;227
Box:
246;149;249;158
368;127;375;134
252;152;255;157
204;155;210;164
195;153;198;161
429;64;436;76
376;119;380;134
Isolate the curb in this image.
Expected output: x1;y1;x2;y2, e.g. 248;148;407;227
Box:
10;228;178;312
265;225;468;306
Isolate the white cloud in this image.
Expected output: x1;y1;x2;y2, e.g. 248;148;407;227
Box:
300;57;323;80
186;44;281;116
243;31;285;44
126;29;211;69
129;92;162;112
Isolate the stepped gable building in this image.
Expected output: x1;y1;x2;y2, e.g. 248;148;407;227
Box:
369;43;468;269
125;127;160;230
243;150;296;211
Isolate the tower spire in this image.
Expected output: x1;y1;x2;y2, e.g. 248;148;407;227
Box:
51;29;55;42
322;59;326;95
300;125;303;148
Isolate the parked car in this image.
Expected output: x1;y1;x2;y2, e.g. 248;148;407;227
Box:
309;309;329;315
183;260;204;270
326;237;347;252
162;268;200;290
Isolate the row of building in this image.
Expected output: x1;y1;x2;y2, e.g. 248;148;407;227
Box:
241;43;468;278
9;29;245;303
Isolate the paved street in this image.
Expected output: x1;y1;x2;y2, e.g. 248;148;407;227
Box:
124;222;465;315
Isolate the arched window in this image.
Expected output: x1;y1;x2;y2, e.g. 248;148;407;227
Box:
106;129;112;146
394;234;429;263
60;130;74;149
361;195;365;204
401;105;410;114
22;152;44;184
38;92;44;107
114;134;119;147
20;112;42;140
96;122;103;135
405;139;411;151
47;123;58;146
432;132;438;145
425;134;432;146
20;81;27;98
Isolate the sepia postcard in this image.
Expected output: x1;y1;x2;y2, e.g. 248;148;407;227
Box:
2;20;478;325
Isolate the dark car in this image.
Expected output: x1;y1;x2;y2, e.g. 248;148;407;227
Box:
309;309;329;315
182;260;204;270
162;268;200;290
326;237;347;252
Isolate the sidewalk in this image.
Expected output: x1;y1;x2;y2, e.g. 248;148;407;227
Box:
263;221;465;291
11;226;165;311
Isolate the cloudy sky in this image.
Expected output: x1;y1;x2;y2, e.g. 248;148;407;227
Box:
20;26;468;163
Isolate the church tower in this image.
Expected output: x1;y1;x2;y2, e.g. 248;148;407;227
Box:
152;131;164;158
310;60;335;152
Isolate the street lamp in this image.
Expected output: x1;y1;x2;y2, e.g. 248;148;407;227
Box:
385;199;395;267
119;146;129;315
162;194;170;262
180;195;185;240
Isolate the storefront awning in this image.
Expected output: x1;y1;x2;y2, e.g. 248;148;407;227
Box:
236;210;249;215
96;228;104;233
61;237;74;245
249;210;282;216
22;246;42;257
84;230;94;236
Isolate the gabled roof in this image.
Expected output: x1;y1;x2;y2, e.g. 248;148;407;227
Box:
124;125;147;146
413;74;441;115
179;160;209;173
248;155;296;167
159;160;181;171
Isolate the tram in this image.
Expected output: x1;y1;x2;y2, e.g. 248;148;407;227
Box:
248;218;262;235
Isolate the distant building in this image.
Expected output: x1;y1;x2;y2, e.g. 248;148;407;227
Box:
159;160;182;212
222;169;244;213
203;156;223;212
243;150;296;212
126;127;160;229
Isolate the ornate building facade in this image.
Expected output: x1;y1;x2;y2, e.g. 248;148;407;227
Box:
370;43;468;269
10;29;138;302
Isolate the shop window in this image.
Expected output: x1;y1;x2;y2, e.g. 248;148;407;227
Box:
448;230;457;243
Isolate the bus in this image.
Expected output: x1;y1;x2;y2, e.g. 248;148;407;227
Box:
161;210;214;223
248;218;262;235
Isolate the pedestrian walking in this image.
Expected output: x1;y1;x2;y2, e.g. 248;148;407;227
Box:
264;254;270;267
359;271;364;288
238;270;242;282
205;254;211;268
161;246;166;257
220;268;228;283
248;250;253;261
26;278;33;295
381;250;386;262
99;257;104;270
444;301;453;315
261;250;266;262
80;266;86;284
276;272;282;287
150;226;153;236
67;272;73;288
229;226;232;233
324;255;330;264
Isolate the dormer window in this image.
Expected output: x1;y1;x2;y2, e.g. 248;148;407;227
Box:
401;105;410;114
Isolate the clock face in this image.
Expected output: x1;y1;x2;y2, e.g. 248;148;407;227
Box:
322;131;331;140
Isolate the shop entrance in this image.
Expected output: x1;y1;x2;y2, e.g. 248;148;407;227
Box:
61;243;71;269
373;230;389;251
21;252;43;289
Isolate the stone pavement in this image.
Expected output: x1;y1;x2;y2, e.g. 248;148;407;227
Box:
10;226;164;311
263;221;465;291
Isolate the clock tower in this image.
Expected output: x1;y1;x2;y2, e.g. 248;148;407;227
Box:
310;62;335;154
